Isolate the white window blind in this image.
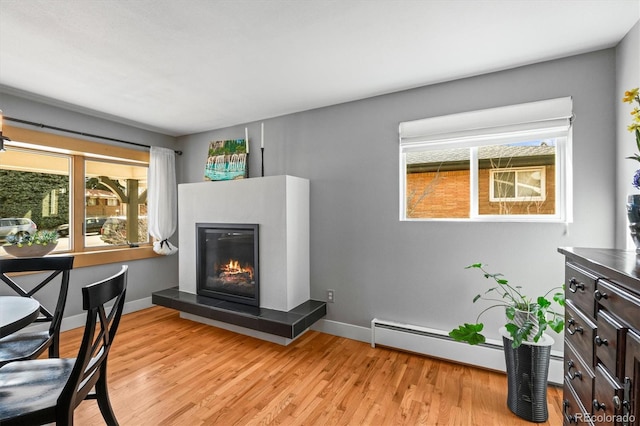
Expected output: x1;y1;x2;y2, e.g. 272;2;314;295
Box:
399;97;573;148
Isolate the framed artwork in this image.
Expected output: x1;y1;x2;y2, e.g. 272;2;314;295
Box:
204;139;248;181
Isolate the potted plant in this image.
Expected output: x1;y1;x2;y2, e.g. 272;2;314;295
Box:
2;230;59;257
449;263;565;348
449;263;565;422
622;87;640;252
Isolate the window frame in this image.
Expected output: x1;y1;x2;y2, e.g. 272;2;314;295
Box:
399;97;573;223
2;124;158;267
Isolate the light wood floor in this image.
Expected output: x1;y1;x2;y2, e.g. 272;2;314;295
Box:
59;306;563;425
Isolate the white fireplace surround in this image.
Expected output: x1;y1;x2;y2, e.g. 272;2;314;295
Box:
178;175;310;311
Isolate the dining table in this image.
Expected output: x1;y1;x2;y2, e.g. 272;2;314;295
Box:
0;296;40;338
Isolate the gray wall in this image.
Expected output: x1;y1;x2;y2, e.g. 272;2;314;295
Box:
179;49;618;350
0;91;181;318
2;40;632;353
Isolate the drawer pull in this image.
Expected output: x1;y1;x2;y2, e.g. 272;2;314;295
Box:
624;377;632;420
594;335;609;346
566;318;583;335
563;400;578;423
567;360;582;380
613;394;631;412
613;395;622;411
569;277;585;293
594;289;608;301
593;398;607;412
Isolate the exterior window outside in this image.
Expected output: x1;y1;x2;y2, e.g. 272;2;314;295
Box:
490;169;542;201
0;148;70;254
490;167;546;202
405;139;559;219
481;140;554;215
85;160;148;247
405;147;470;218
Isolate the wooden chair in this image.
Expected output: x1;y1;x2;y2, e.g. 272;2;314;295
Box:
0;256;75;367
0;265;128;426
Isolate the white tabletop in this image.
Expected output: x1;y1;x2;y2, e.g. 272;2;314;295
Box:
0;296;40;338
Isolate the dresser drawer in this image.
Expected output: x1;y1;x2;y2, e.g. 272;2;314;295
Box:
592;364;624;426
566;300;597;368
595;310;627;380
565;341;595;410
566;262;598;318
596;279;640;332
559;248;640;426
564;381;594;425
625;331;640;425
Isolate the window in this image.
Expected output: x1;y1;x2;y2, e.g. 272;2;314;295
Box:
0;148;70;247
85;159;148;247
490;166;545;202
0;125;154;267
399;97;573;222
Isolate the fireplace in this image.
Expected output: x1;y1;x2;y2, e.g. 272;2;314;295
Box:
196;223;260;306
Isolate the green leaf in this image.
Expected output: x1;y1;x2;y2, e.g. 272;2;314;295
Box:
505;306;515;320
472;294;482;303
504;323;524;347
553;291;565;306
505;323;518;335
548;317;565;333
465;263;483;269
449;323;486;345
505;321;535;348
536;297;551;309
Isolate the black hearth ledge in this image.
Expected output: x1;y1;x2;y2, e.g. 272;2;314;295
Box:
152;287;327;339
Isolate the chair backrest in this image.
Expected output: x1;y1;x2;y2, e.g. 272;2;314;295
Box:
0;256;75;336
60;265;127;410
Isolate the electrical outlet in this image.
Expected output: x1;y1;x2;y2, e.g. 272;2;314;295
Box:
327;289;335;303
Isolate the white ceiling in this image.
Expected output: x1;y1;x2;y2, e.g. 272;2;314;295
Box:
1;0;638;137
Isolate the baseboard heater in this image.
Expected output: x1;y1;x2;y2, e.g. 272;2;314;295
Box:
371;318;563;385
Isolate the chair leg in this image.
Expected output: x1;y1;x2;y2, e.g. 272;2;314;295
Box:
57;408;74;425
49;334;60;358
95;373;119;426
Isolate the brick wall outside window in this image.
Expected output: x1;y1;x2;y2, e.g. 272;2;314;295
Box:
406;164;556;218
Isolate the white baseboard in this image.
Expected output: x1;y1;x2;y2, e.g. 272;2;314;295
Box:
313;318;564;386
311;318;371;343
55;296;154;333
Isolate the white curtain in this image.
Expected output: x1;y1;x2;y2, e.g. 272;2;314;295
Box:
148;146;178;255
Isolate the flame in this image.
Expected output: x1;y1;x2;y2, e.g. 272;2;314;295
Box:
220;259;254;280
226;260;241;272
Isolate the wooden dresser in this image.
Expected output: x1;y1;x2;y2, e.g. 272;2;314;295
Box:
558;248;640;425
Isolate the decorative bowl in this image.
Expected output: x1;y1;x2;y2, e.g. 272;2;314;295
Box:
2;243;58;258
